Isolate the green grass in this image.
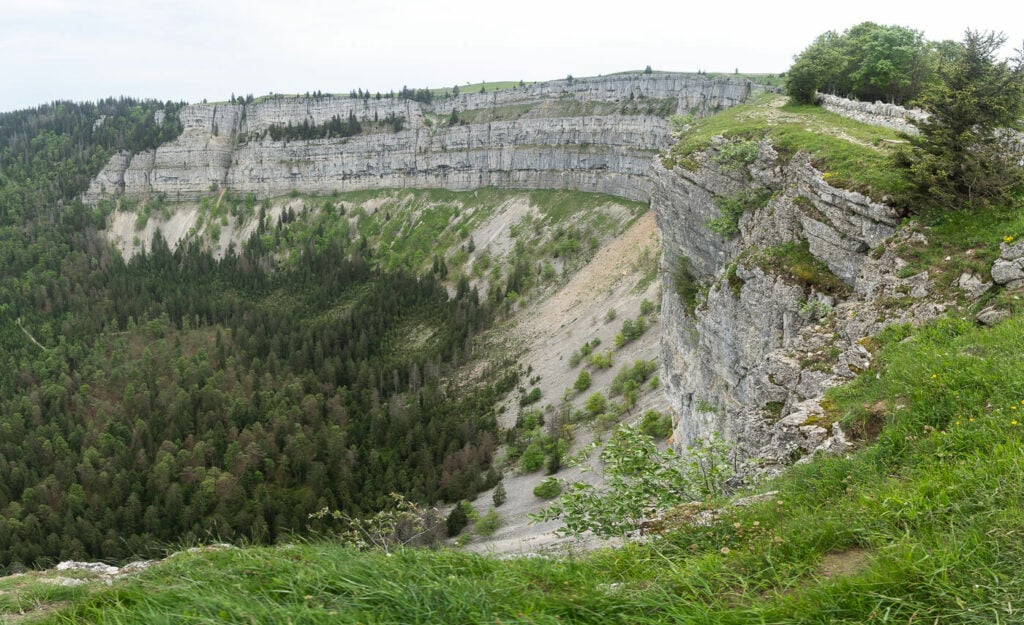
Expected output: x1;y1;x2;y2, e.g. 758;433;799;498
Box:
22;311;1024;623
745;240;852;297
527;190;647;225
893;199;1024;307
703;72;788;87
667;94;911;201
451;98;679;124
431;81;530;97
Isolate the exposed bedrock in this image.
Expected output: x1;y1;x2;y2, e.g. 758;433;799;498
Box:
83;74;771;205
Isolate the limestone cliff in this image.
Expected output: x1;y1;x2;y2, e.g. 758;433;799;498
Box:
652;139;951;469
83;74;768;206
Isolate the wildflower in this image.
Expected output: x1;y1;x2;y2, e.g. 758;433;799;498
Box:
1012;406;1018;411
969;417;975;422
720;547;731;555
1004;235;1015;243
931;374;938;379
1013;420;1019;426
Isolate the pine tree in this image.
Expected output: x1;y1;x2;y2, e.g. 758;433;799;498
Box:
492;482;507;507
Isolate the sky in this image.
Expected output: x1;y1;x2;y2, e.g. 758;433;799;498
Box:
2;0;1021;113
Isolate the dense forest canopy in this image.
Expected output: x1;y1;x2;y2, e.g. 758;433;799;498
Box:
786;22;939;105
0;100;508;570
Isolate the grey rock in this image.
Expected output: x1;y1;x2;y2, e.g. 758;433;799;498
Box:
654;146;945;469
86;74;770;207
816;93;926;135
977;306;1011;326
957;272;991;300
1000;239;1024;261
991;258;1024;288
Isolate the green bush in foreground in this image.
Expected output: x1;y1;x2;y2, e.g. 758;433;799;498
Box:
531;426;734;537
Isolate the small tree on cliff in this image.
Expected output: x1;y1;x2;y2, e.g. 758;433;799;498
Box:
897;30;1024;209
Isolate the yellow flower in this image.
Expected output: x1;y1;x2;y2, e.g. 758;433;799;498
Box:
931;374;938;379
1012;406;1018;411
1012;420;1019;426
1004;235;1015;243
969;417;975;422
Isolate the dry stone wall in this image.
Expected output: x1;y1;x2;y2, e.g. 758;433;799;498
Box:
816;93;926;135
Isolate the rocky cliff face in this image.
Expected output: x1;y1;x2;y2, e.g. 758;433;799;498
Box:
652;141;953;469
83;74;768;205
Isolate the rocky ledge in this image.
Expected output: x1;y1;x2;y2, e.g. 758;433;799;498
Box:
83;74;771;205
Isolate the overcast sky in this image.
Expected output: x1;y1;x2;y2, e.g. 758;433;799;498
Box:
2;0;1021;113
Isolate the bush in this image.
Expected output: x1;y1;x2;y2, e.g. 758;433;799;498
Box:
545;449;562;475
640;299;656;315
445;503;469;537
588;350;614;369
533;478;563;500
520;442;545;472
573;370;592;392
475;509;501;536
712;140;760;170
531;426;735;537
520;387;542;406
639;410;673;439
706;189;772;238
673;256;700;315
518;409;544;430
585;392;608;416
614;316;648;348
610;360;658;397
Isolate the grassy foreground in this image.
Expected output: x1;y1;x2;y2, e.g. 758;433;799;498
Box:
11;306;1022;623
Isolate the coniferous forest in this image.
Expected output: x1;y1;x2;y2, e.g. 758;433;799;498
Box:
0;100;507;570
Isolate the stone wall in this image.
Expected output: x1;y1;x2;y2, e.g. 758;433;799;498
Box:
816;93;926;135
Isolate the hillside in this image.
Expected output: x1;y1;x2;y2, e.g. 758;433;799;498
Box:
3;41;1024;623
0;86;1020;622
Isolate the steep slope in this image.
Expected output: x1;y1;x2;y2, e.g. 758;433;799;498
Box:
653;94;1020;470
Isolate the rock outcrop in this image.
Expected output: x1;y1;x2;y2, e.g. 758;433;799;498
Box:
83;74;770;206
653;140;947;470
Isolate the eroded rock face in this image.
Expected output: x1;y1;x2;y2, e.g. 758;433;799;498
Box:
653;143;945;470
84;74;770;206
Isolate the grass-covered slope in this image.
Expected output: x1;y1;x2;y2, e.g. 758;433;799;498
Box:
9;309;1022;623
664;93;911;202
